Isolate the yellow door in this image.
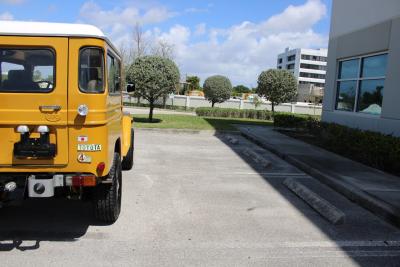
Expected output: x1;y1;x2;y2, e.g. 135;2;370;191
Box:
67;38;112;172
0;36;69;166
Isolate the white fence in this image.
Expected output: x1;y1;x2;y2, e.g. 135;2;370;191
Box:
124;95;322;116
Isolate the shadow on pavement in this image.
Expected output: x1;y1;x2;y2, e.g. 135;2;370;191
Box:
202;117;273;131
207;121;400;266
0;198;100;251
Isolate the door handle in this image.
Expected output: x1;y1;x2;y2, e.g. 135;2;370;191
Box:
39;105;62;112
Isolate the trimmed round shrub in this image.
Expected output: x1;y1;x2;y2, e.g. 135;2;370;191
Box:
203;75;232;107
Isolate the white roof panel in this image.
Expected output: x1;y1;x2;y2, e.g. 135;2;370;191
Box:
0;21;120;56
0;20;105;38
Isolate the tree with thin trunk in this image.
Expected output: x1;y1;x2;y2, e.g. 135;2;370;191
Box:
257;69;297;114
151;40;176;108
203;75;232;107
125;23;177;108
152;40;175;60
133;23;148;59
127;56;180;122
130;23;149;104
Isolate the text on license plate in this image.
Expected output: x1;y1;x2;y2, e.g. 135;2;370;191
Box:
77;144;102;151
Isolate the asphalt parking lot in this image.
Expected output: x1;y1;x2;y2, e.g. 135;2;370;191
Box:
1;129;400;266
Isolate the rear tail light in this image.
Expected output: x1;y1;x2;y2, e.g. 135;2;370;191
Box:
66;175;97;187
97;162;106;174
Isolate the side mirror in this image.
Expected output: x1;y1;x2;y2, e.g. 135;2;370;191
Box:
126;83;135;93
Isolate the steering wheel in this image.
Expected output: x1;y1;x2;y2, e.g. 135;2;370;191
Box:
36;80;53;89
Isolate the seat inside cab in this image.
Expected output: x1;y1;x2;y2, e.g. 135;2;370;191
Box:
0;49;55;92
79;48;104;93
2;70;40;91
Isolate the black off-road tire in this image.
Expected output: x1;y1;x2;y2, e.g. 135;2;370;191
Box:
122;129;134;170
93;153;122;223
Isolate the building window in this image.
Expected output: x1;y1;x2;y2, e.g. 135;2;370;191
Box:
299;81;325;87
277;66;282;69
277;58;282;64
300;63;326;71
287;63;295;70
301;55;327;62
299;72;325;79
335;53;387;115
287;55;296;61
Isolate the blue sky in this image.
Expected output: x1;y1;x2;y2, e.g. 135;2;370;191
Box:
0;0;332;86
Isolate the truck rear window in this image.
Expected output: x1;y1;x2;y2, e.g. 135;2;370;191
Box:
0;48;55;93
79;47;104;93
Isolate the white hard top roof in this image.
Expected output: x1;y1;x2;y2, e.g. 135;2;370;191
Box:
0;21;120;55
0;20;105;38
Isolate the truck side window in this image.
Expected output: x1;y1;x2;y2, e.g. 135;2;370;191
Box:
115;59;121;93
107;53;121;94
79;48;104;93
107;54;115;94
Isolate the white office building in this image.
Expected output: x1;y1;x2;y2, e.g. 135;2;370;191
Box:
277;48;328;102
322;0;400;136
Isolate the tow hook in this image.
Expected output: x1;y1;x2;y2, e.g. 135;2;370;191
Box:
4;181;17;193
0;181;17;207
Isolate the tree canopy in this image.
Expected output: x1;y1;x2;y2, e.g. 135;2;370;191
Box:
127;56;180;121
203;75;233;107
257;69;297;112
232;85;251;94
186;76;201;91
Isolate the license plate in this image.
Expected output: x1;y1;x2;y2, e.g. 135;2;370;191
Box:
77;144;102;152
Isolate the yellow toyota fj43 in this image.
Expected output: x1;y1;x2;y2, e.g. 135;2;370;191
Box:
0;21;134;223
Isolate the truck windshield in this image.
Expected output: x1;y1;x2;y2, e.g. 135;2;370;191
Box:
0;48;55;93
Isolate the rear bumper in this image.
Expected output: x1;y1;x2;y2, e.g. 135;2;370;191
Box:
0;172;104;203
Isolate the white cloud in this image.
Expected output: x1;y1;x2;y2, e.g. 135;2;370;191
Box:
0;0;24;4
184;7;209;14
79;1;176;27
78;1;176;47
80;0;328;86
261;0;326;33
194;23;206;36
149;0;328;86
0;11;13;20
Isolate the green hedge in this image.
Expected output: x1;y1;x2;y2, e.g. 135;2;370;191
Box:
196;107;272;120
273;113;316;128
274;113;400;175
318;123;400;175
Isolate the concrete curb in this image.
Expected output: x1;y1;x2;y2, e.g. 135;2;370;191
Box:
283;178;345;225
240;128;400;228
242;148;272;168
225;135;239;145
134;128;239;135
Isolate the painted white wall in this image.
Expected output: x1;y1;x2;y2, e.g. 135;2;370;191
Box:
125;95;323;116
330;0;400;39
